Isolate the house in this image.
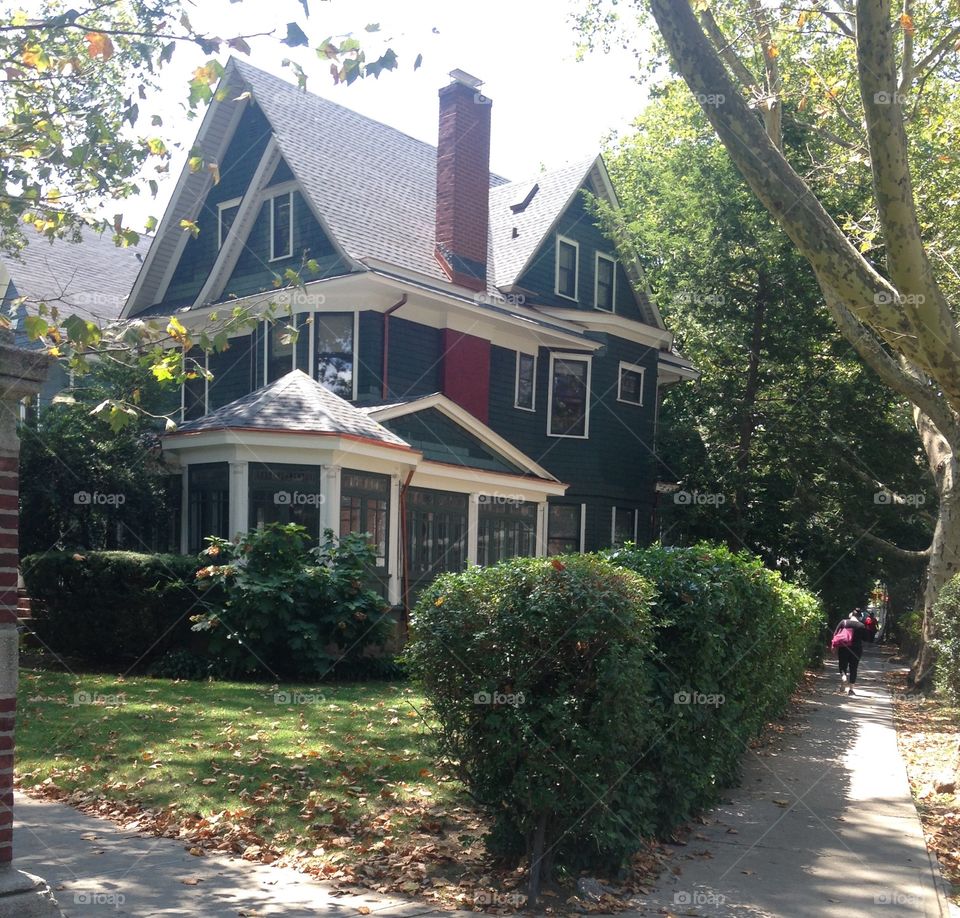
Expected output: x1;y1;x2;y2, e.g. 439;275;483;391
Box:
3;228;150;407
119;59;697;605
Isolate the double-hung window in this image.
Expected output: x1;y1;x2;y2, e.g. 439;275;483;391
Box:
217;198;241;250
617;362;645;406
595;253;616;311
269;190;293;261
555;236;579;300
548;353;591;438
515;352;536;411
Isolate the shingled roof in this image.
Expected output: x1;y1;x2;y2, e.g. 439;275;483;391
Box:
3;228;149;323
126;59;660;328
170;370;410;447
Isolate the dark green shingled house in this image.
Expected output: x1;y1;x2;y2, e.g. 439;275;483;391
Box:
120;60;696;605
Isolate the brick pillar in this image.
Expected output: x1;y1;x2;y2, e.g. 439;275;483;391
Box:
0;331;61;914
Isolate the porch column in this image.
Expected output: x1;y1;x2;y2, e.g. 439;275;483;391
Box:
536;501;548;557
467;493;480;566
228;460;248;540
387;474;401;605
322;465;341;536
0;332;61;915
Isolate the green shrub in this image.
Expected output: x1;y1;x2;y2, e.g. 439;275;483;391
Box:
894;609;924;659
405;555;659;875
607;543;823;831
22;551;199;664
148;648;221;681
191;524;394;679
934;578;960;701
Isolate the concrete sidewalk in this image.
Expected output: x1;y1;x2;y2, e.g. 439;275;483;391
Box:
13;793;462;917
629;647;952;917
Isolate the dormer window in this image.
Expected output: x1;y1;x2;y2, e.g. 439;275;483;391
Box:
270;190;293;261
595;253;616;312
217;198;241;250
555;236;579;300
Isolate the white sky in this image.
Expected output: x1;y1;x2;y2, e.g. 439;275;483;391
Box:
110;0;651;230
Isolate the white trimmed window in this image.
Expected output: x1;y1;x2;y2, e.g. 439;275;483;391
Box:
617;362;645;406
595;252;616;312
611;507;638;547
515;351;536;411
269;190;293;261
555;235;579;300
217;198;241;250
547;353;591;438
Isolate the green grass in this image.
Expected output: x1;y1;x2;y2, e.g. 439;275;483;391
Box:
16;668;463;858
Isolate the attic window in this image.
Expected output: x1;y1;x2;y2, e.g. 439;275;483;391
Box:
269;190;293;261
509;182;539;214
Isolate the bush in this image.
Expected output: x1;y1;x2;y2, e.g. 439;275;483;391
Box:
405;555;659;876
934;578;960;700
894;609;924;659
22;551;199;664
607;543;823;831
191;524;394;679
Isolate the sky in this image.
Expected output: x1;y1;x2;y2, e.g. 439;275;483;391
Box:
109;0;652;230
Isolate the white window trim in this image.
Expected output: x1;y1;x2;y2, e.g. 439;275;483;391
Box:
546;352;592;439
312;309;359;401
617;361;645;406
594;251;617;313
579;502;587;553
217;197;242;250
269;189;294;262
514;350;537;412
554;234;579;302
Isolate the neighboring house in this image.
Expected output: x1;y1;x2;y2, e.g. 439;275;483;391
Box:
116;59;697;606
3;228;150;406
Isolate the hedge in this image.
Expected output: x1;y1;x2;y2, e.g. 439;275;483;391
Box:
607;543;824;831
21;551;199;665
407;544;823;896
934;575;960;701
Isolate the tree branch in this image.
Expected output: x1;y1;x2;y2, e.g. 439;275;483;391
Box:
855;525;932;561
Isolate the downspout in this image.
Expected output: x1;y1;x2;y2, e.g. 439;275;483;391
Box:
398;468;415;636
382;295;408;400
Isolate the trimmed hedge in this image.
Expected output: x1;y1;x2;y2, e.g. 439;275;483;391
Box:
407;544;823;887
934;576;960;701
607;543;824;830
406;555;659;875
22;551;199;664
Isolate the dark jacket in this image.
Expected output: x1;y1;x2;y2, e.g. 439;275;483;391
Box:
837;617;867;655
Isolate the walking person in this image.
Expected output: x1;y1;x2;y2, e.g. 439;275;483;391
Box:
833;611;868;695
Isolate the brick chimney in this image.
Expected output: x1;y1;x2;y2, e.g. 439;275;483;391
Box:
435;70;491;293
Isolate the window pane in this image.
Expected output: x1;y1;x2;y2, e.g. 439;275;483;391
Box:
267;322;293;383
272;193;292;259
516;352;535;409
597;257;614;310
619;367;643;405
315;313;354;399
248;463;322;538
613;507;636;547
478;499;537;565
550;358;588;436
188;463;230;553
548;504;580;555
340;471;390;570
219;204;239;249
558;240;577;298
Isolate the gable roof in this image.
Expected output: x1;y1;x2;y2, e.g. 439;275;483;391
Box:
4;228;150;323
170;369;409;447
126;59;663;332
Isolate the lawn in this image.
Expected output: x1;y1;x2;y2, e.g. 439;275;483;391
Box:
16;667;492;903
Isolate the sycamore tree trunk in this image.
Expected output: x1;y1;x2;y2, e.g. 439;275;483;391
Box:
916;415;960;683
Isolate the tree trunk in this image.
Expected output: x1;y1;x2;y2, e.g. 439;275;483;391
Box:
913;414;960;685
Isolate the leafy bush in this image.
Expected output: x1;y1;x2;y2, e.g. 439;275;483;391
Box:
408;544;823;891
22;551;198;664
148;649;220;681
191;524;394;679
934;578;960;701
894;609;924;659
607;543;823;831
405;555;659;876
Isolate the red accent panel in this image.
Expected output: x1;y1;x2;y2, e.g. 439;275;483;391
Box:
441;330;490;424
